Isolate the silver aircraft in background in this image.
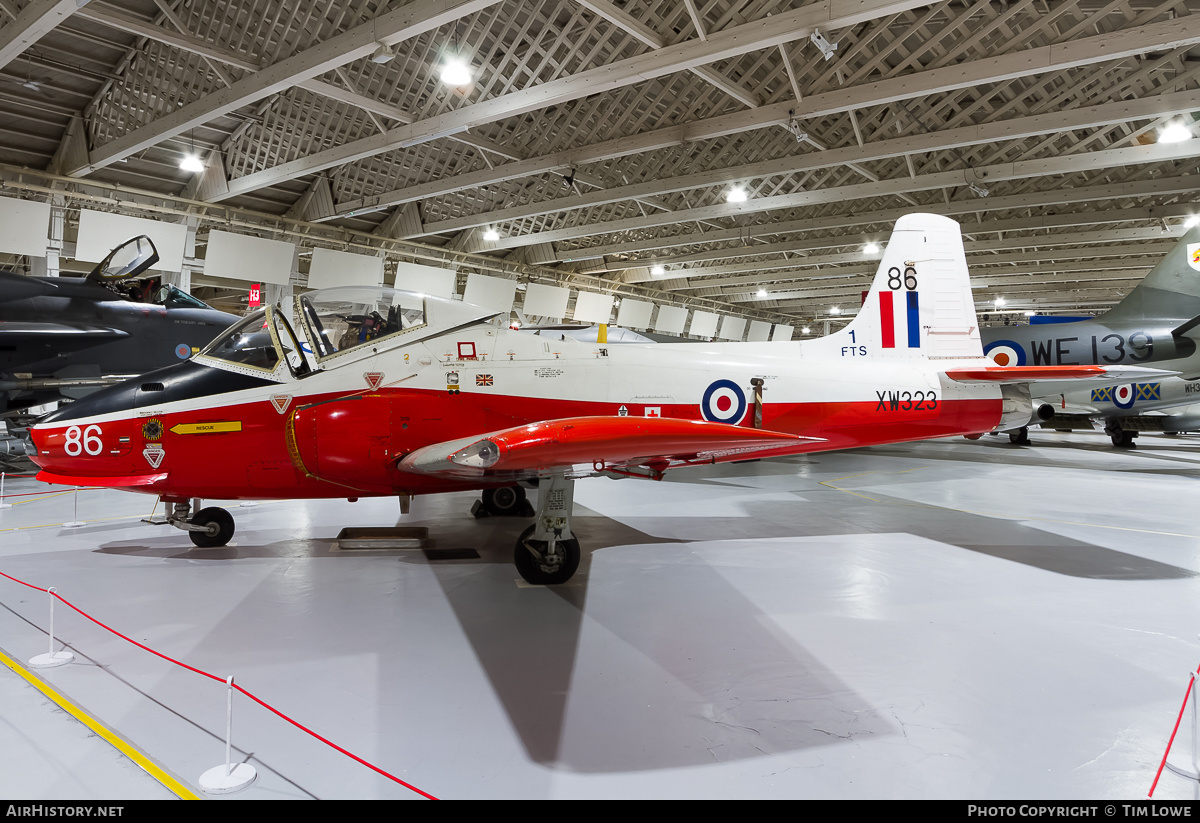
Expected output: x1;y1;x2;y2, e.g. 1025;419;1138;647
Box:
981;227;1200;447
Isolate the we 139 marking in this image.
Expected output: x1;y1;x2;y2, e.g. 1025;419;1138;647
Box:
875;390;938;411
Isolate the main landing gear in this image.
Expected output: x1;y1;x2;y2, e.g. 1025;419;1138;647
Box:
1104;419;1137;448
514;473;580;586
473;485;534;518
1008;426;1032;445
166;499;236;548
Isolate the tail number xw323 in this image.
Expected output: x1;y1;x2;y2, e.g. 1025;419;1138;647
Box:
875;390;937;412
63;425;103;456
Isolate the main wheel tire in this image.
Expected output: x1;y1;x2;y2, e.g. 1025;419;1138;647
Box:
1008;427;1030;445
1110;429;1136;448
514;524;580;585
482;485;526;516
189;506;235;548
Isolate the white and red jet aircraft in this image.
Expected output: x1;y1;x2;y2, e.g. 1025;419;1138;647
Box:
28;214;1158;584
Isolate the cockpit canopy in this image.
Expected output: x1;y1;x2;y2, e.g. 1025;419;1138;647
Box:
299;286;428;362
195;284;500;383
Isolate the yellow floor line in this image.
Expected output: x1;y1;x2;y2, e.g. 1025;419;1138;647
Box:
0;645;201;800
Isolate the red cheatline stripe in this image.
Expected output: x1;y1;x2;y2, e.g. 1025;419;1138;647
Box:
1149;666;1199;797
0;570;437;799
879;290;895;348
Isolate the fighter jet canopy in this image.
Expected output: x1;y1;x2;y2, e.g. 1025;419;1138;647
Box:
86;235;159;283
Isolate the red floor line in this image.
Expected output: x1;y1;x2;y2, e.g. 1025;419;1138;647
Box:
0;569;437;799
1149;667;1198;797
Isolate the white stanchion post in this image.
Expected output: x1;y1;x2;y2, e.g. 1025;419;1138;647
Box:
0;472;12;509
199;675;257;794
1164;665;1200;795
63;487;84;528
28;587;73;668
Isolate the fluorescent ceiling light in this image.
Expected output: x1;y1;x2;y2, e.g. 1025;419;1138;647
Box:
1160;121;1193;143
440;58;471;86
179;154;204;173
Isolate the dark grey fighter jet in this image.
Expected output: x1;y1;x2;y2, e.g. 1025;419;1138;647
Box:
982;227;1200;446
0;236;238;417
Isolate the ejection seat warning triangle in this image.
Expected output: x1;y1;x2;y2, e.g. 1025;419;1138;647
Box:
270;395;292;414
364;372;384;390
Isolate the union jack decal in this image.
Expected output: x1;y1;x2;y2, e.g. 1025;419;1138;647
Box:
476;374;493;386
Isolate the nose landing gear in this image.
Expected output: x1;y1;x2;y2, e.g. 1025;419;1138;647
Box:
166;499;236;548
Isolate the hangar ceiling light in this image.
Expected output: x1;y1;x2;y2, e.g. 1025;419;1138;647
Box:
1160;121;1193;143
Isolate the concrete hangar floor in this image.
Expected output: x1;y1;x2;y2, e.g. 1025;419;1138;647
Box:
0;431;1197;801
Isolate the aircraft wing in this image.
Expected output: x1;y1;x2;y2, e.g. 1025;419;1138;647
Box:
943;364;1176;385
395;416;825;481
0;322;130;360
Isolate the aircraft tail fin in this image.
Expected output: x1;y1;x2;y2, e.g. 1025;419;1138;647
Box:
1101;225;1200;326
822;213;981;360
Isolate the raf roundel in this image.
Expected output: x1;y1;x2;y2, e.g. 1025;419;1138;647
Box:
175;343;191;360
983;340;1027;367
701;379;747;424
1112;383;1137;409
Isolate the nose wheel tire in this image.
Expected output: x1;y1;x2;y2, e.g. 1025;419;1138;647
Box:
189;507;235;548
482;485;527;516
514;524;580;585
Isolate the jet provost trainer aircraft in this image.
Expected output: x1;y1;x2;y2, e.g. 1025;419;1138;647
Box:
28;214;1162;585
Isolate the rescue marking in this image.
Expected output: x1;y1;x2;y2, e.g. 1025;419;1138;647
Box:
644;407;661;418
169;421;243;435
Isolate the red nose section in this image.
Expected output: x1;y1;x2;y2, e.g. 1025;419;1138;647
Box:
30;417;163;488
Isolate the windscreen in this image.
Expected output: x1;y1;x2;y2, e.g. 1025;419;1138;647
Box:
199;311;280;372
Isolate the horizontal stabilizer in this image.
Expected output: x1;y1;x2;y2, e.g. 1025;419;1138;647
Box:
944;364;1176;385
396;416;825;480
1171;312;1200;338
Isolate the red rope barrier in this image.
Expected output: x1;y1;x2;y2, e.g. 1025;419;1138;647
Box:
1149;665;1199;797
0;569;437;799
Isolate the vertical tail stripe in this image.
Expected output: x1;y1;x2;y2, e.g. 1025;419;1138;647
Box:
906;291;920;348
879;291;895;348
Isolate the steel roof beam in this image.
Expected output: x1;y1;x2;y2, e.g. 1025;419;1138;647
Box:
411;88;1200;238
486;140;1200;250
211;0;935;201
65;0;501;176
0;0;86;71
334;13;1200;222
